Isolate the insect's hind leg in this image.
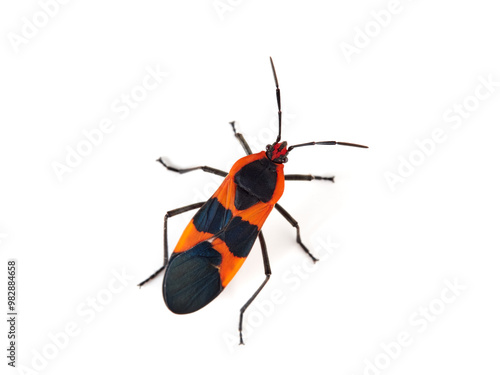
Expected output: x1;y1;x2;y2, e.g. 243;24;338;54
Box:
229;121;253;156
274;203;319;263
239;231;271;345
138;202;206;288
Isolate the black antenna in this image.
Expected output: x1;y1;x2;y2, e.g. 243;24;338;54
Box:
269;57;282;142
288;141;368;152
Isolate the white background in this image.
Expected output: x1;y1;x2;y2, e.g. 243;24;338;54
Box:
1;0;499;374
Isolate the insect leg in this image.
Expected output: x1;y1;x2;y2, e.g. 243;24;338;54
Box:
285;174;334;182
157;158;227;177
137;202;206;288
274;203;319;262
229;121;253;156
238;231;271;345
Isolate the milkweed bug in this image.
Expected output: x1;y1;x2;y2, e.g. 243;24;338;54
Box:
139;57;368;344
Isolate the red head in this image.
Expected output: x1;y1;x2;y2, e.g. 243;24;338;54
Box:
266;141;289;163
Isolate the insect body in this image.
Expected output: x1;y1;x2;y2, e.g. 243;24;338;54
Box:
164;151;284;314
139;58;368;344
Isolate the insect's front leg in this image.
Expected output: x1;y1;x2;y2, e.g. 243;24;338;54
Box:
229;121;253;156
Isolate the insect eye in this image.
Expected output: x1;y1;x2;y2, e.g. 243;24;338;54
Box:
283;157;288;163
266;144;271;150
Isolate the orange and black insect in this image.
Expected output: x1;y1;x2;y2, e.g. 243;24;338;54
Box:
138;57;368;344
